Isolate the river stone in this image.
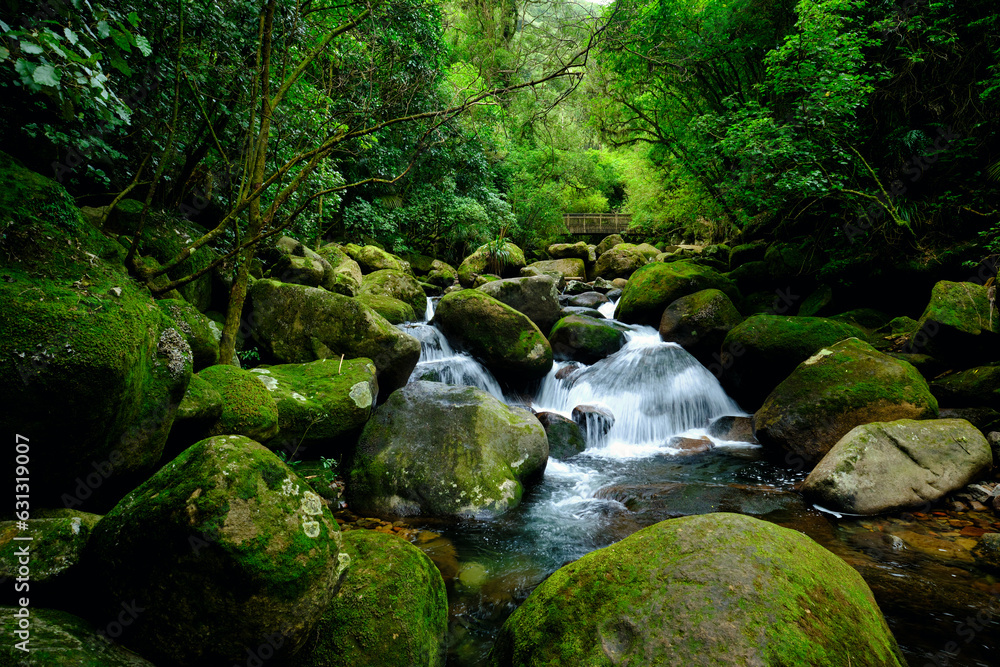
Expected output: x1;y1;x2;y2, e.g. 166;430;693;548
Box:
347;382;548;519
249;279;420;394
536;412;586;459
658;288;743;367
343;244;412;275
972;533;1000;573
719;314;866;411
930;365;1000;409
355;293;416;324
754;338;939;468
250;358;377;456
158;298;221;370
300;530;447;667
563;280;592;296
593;243;648;281
802;419;992;515
596;234;623;257
572;404;615;440
457;242;527;287
360;269;427;316
615;261;738;327
568;291;610;309
425;259;458;288
315;244;363;296
477;275;562;334
433;289;553;382
547;241;591;261
269;237;334;289
726;260;772;296
0;151;193;509
912;280;1000;363
707;415;756;443
548;315;627;365
197;364;280;443
489;513;905;667
0;607;157;666
522;258;585;283
86;435;346;666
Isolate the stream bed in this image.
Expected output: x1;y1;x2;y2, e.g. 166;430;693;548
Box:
395;300;1000;666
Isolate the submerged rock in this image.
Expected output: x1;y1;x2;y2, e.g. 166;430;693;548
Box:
300;530;447;667
802;419;991;515
86;435;344;666
489;513;905;667
347;382;548;519
754;338;938;467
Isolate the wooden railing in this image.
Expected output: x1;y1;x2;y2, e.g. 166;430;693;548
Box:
563;213;631;235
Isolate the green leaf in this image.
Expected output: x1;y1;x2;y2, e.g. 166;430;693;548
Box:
110;30;131;53
97;21;110;39
0;47;8;62
127;11;140;27
32;64;61;87
134;35;151;57
64;28;79;45
20;41;45;55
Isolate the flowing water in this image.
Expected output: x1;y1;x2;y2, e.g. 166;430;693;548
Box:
396;298;1000;666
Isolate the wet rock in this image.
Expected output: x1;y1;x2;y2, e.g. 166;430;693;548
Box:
489;513;905;667
347;382;548;519
989;432;1000;465
592;277;615;293
360;269;427;316
548;315;626;365
86;435;344;665
719;314;866;411
425;260;458;289
355;293;416;324
477;275;562;334
615;261;739;327
802;419;992;514
554;363;583;381
568;291;610;309
457;242;526;288
658;288;743;367
571;404;615;439
707;415;757;443
300;530;447;667
536;412;586;459
972;533;1000;572
938;407;1000;435
559;306;605;319
434;289;553;382
666;435;712;454
755;338;939;467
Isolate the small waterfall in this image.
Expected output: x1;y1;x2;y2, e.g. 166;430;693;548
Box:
399;319;506;401
424;296;436;321
534;328;742;456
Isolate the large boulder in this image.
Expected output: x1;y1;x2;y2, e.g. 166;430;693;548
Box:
658;288;743;367
0;152;192;509
343;244;412;275
0;607;157;666
268;236;334;289
548;315;627;364
315;244;363;296
536;412;586;459
719;315;866;411
910;280;999;364
595;234;623;257
490;513;905;667
433;289;553;382
355;293;416;324
802;419;992;515
754;338;939;467
301;530;447;667
615;261;738;327
547;241;591;262
197;364;280;443
477;275;562;335
158;298;221;370
360;269;427;316
522;258;586;282
347;382;548;519
930;366;1000;409
86;435;347;666
134;214;219;312
593;243;648;281
457;242;527;288
250;358;378;456
249;279;420;394
425;259;458;289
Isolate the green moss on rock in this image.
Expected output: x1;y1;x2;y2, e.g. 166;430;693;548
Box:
615;261;739;327
158;298;221;369
355;293;417;324
0;607;156;666
198;364;279;442
360;269;427;315
457;242;527;287
548;315;627;364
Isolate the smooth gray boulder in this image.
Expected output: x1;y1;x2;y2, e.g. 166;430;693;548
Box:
477;275;562;335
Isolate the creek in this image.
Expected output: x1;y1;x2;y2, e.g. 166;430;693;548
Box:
397;299;1000;667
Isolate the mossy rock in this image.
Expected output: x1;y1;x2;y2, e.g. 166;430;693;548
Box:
301;530;447;667
360;268;427;315
477;275;562;334
797;285;835;317
249;279;420;394
250;358;377;455
268;251;331;289
198;364;280;442
536;412;586;459
425;259;458;288
930;366;1000;409
316;244;363;295
134;213;218;312
158;298;221;370
596;234;623;257
457;242;527;288
523;258;586;282
754;338;939;467
0;607;156;666
344;244;413;275
728;241;768;267
726;260;772;296
802;418;991;514
593;243;648;281
832;308;894;332
719;315;866;411
489;513;905;667
347;382;548;519
658;288;743;367
547;241;591;262
175;373;223;422
912;280;1000;363
355;293;416;324
615;261;739;327
0;152;193;509
85;435;346;666
433;289;553;382
401;251;437;274
548;315;627;364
